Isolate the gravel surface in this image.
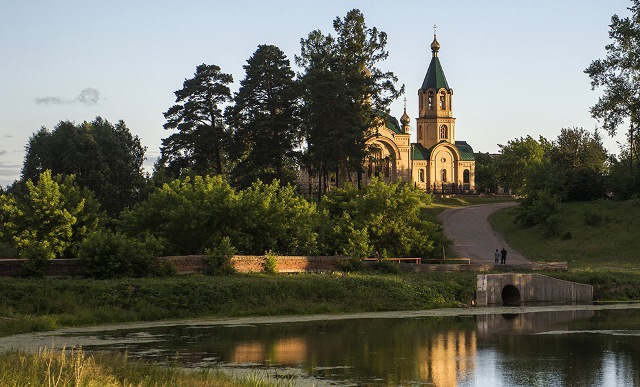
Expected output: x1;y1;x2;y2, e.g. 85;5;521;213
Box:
438;202;530;264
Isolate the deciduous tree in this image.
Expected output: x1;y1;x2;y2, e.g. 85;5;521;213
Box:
0;170;102;266
585;0;640;166
22;117;147;216
494;136;547;196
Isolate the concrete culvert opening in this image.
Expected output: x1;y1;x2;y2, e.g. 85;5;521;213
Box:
501;285;521;306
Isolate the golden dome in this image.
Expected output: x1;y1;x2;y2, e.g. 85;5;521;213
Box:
431;34;440;53
400;109;410;125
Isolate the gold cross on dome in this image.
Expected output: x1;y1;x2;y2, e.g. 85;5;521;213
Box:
433;24;437;35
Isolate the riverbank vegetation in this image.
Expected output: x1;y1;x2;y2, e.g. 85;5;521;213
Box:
0;273;477;337
0;346;287;387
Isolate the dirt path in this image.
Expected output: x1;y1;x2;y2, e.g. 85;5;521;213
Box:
437;202;530;264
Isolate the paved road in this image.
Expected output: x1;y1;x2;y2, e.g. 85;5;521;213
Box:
437;202;530;264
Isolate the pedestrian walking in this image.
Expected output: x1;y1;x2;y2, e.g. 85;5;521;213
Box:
494;249;500;264
500;247;507;264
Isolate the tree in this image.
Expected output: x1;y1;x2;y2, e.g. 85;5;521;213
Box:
160;64;233;177
231;180;319;255
297;9;404;191
118;175;237;255
585;0;640;166
0;170;103;267
474;152;498;193
22;117;147;216
494;136;548;196
318;179;438;258
549;127;608;201
225;45;302;188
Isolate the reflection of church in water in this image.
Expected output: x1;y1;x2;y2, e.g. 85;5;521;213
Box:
364;33;476;193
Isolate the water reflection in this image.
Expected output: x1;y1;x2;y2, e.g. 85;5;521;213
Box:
72;308;640;386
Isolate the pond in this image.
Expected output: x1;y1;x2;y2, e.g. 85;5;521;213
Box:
4;304;640;386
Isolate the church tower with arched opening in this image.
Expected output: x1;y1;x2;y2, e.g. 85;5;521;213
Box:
299;32;475;194
410;33;475;193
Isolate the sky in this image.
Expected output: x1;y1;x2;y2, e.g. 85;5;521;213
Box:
0;0;633;187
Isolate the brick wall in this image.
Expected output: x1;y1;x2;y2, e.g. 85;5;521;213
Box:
0;255;350;277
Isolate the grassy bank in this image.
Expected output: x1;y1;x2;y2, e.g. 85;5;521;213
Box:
0;273;477;337
424;195;516;218
0;346;287;387
489;198;640;269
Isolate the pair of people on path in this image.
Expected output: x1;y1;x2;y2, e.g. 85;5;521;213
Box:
494;248;507;264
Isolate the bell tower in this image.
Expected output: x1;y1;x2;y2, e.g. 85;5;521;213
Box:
416;32;456;149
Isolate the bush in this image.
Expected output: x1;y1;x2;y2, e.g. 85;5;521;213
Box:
336;257;364;272
541;214;561;238
583;209;605;227
368;260;400;274
79;230;164;279
263;250;278;274
0;242;18;258
205;237;237;275
514;189;561;228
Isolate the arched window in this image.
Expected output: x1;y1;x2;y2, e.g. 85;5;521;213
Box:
428;92;434;110
463;169;470;184
439;125;447;139
439;93;445;109
419;169;425;182
441;169;447;182
418;125;423;140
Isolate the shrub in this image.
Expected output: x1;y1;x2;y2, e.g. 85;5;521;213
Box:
80;230;164;279
514;189;561;228
0;242;18;258
336;257;364;272
263;250;278;274
150;260;177;277
541;214;561;238
583;209;605;227
205;237;237;275
368;260;400;274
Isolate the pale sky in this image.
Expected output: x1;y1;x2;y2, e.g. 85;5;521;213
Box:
0;0;632;187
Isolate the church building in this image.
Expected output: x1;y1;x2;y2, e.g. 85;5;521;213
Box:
363;34;476;193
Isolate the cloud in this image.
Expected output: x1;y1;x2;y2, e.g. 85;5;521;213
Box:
35;96;65;105
0;150;6;156
76;88;100;105
35;88;101;106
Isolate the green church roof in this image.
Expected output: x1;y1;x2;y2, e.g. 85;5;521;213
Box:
412;143;430;160
411;141;475;161
420;56;450;91
385;115;402;134
455;141;475;161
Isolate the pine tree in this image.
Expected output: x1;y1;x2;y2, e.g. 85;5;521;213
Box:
160;64;233;177
297;9;403;193
225;45;301;187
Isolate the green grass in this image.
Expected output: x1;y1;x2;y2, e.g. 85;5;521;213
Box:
489;198;640;269
423;195;517;218
0;273;477;337
0;346;289;386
